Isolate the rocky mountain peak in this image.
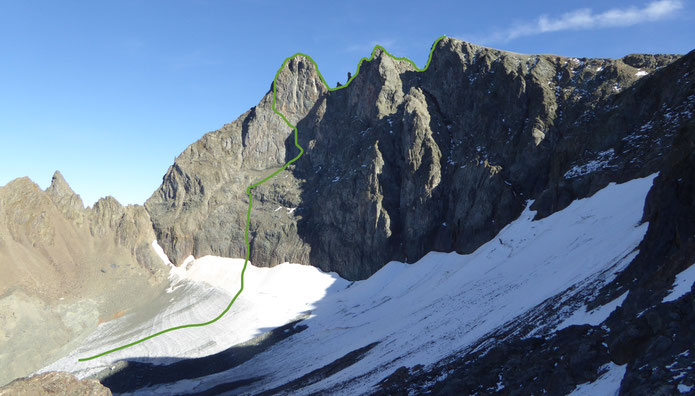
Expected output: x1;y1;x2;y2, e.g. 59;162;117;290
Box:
435;37;485;58
2;176;40;193
45;170;85;222
273;54;327;125
88;196;127;238
47;170;72;195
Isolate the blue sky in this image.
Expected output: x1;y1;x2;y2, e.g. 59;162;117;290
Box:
1;0;693;206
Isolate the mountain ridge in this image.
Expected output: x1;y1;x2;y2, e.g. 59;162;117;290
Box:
145;36;692;280
0;172;169;385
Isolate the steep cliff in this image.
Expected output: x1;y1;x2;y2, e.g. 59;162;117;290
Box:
146;37;690;280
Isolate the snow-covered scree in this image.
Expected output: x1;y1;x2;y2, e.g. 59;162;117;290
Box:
41;175;658;394
39;254;348;379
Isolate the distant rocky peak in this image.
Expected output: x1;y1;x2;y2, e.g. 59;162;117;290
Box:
46;171;81;203
3;176;40;192
48;170;69;189
91;196;125;223
45;171;85;223
87;195;123;236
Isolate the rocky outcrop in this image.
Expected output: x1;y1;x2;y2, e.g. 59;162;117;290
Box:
147;37;691;281
377;324;613;395
0;172;168;385
0;371;111;395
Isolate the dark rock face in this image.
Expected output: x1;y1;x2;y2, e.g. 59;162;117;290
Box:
0;371;112;395
377;325;612;395
146;38;691;282
603;117;695;395
372;93;695;395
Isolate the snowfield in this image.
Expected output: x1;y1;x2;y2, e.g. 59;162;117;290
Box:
40;174;658;394
39;256;348;379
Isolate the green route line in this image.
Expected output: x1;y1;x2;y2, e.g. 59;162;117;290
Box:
78;35;447;362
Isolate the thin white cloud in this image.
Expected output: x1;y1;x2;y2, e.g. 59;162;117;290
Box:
466;0;683;44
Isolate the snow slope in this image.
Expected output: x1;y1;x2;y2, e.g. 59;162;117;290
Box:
40;255;348;379
40;175;656;394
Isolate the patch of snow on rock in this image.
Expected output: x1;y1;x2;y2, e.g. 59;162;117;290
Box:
663;263;695;302
556;291;628;330
568;362;627;395
152;240;172;266
564;149;616;179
